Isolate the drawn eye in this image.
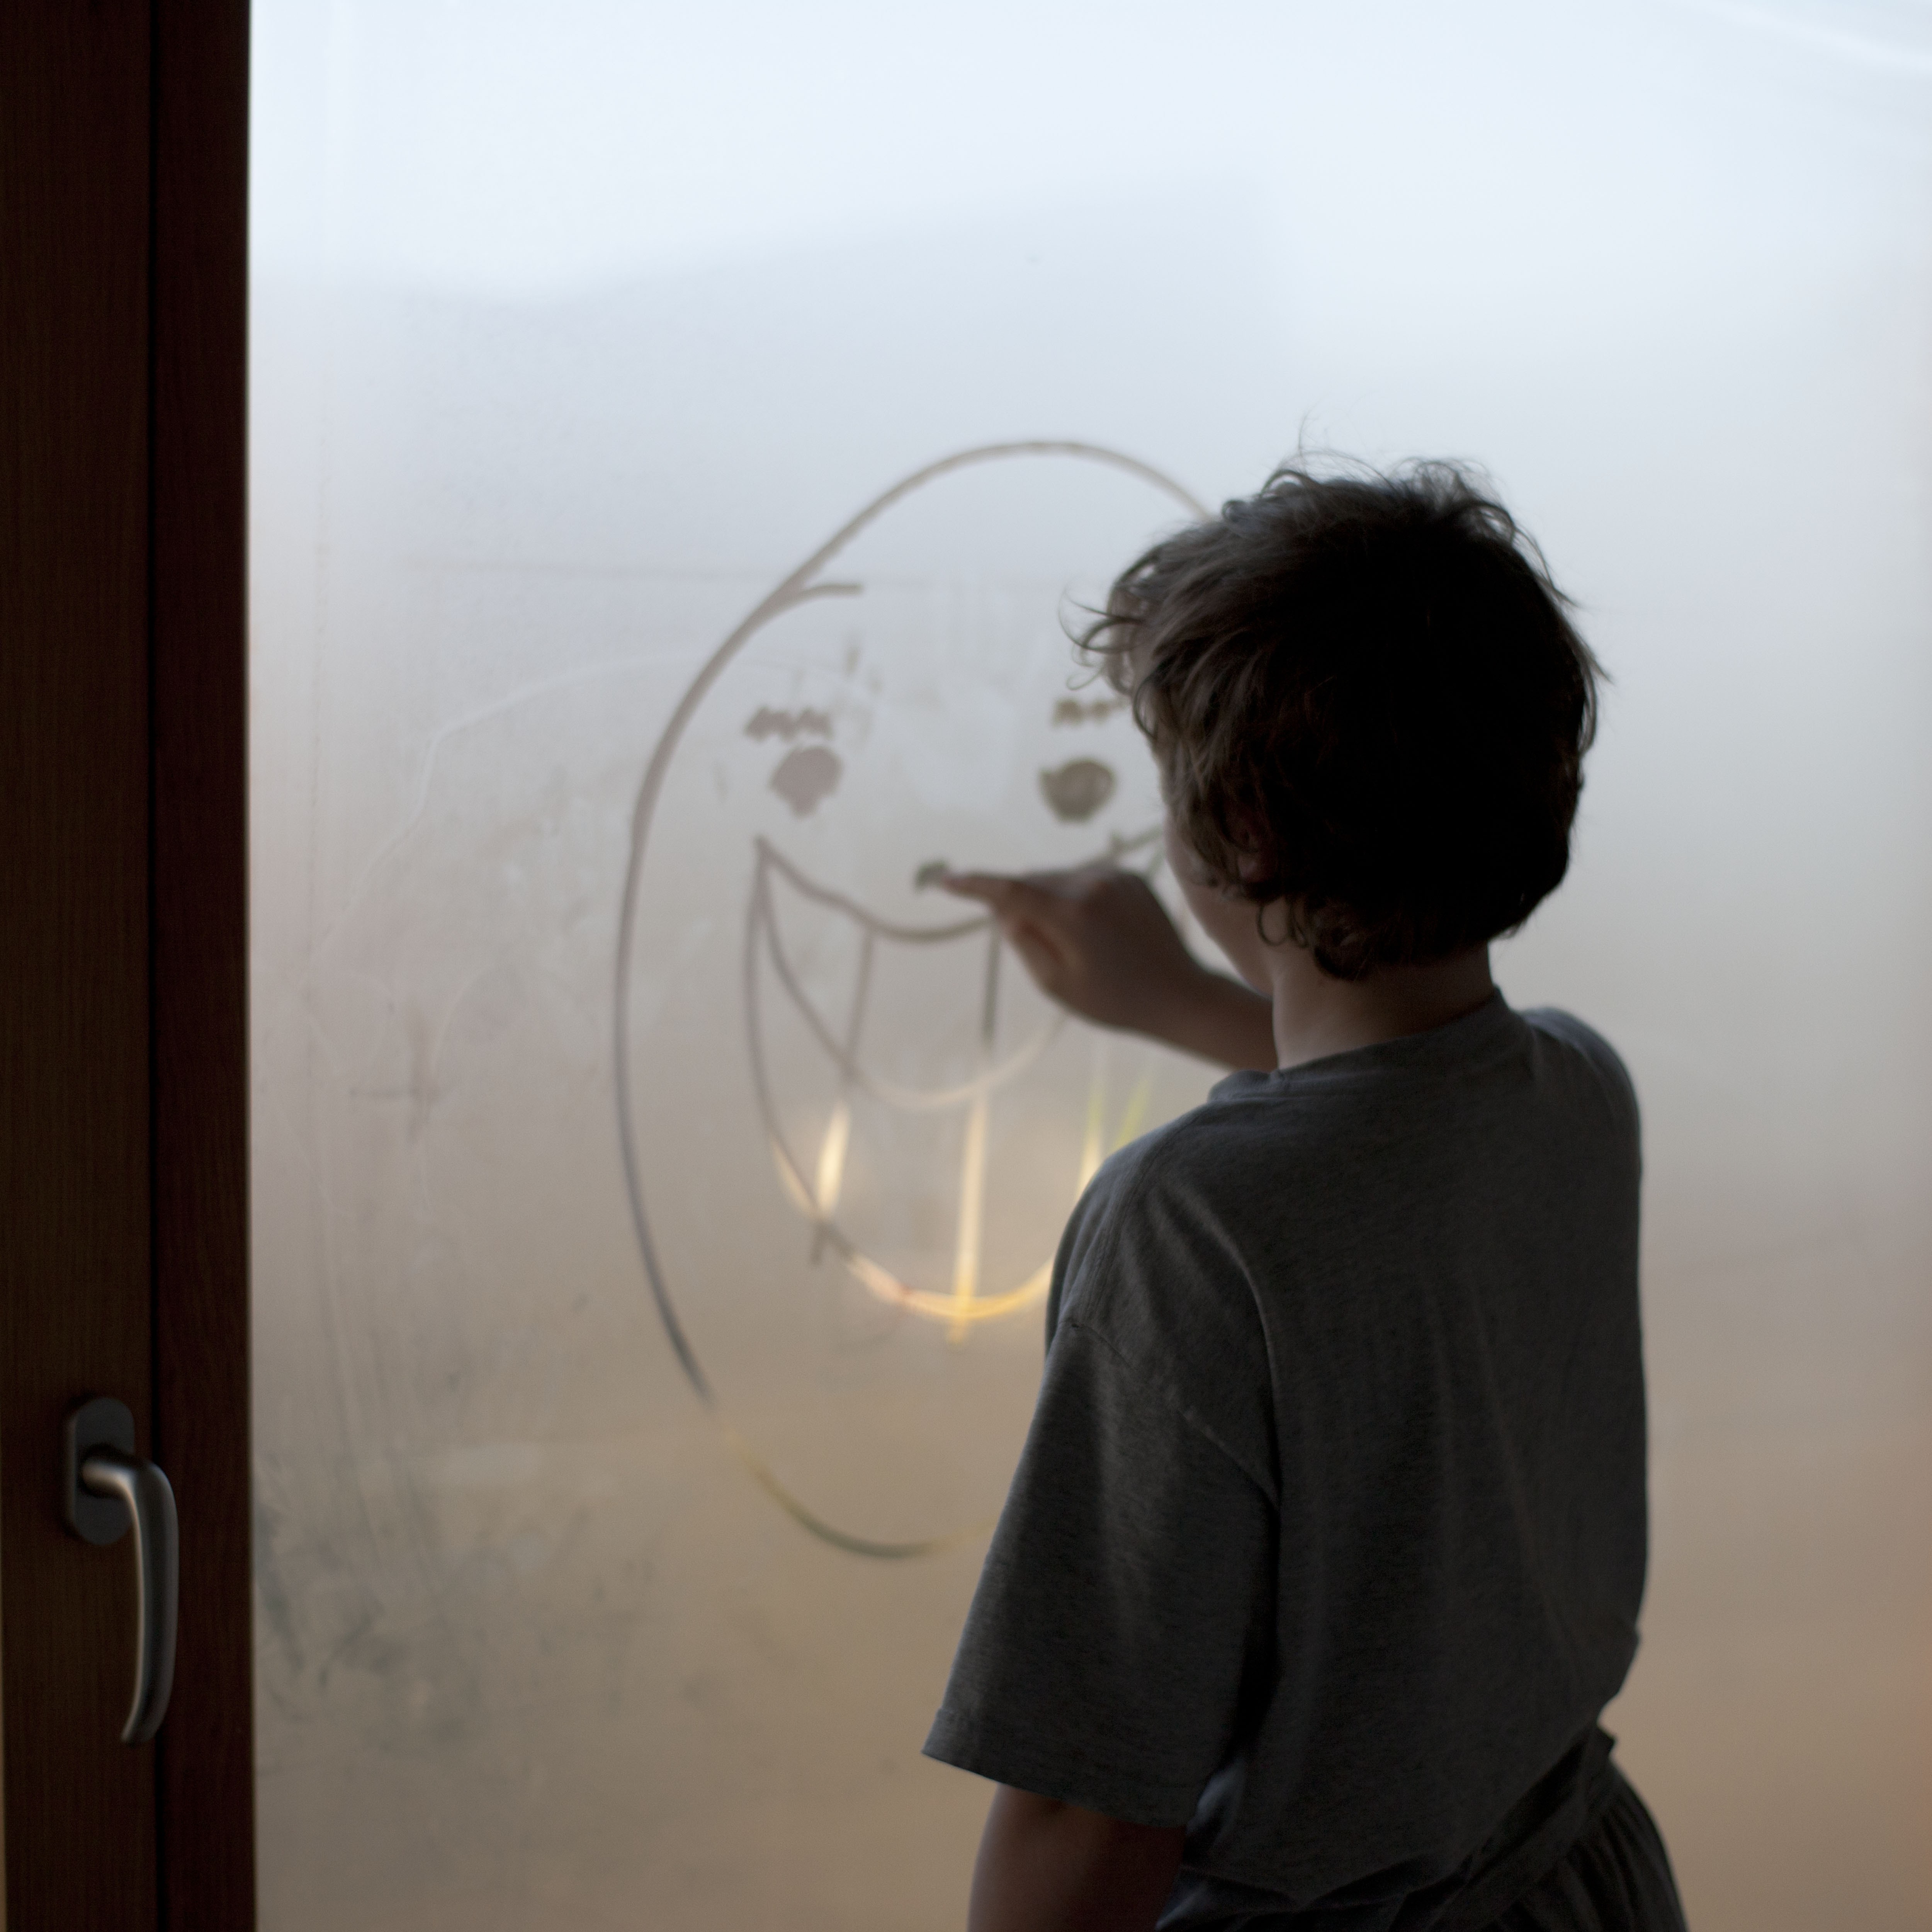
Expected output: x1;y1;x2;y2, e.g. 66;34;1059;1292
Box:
770;744;843;816
1039;758;1116;823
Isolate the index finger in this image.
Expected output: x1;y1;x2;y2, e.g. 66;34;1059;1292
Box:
940;871;1061;918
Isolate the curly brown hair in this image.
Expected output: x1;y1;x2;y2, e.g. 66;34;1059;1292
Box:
1082;459;1602;980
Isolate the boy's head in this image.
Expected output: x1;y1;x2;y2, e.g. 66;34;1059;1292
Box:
1084;459;1602;981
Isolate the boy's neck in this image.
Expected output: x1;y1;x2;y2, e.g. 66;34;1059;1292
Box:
1264;943;1497;1071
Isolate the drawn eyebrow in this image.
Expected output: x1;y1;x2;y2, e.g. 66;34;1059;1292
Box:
744;705;834;742
1051;695;1128;727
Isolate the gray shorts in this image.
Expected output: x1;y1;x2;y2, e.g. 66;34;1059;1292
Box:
1483;1770;1687;1932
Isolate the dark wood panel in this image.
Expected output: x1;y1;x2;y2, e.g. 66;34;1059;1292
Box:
149;3;255;1928
0;4;161;1930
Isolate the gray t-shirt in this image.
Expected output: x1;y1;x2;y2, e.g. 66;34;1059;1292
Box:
924;995;1646;1930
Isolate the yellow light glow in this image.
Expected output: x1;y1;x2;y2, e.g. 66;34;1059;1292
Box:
768;1063;1157;1333
948;1092;992;1341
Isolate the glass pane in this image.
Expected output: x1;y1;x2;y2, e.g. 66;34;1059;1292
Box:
249;5;1932;1928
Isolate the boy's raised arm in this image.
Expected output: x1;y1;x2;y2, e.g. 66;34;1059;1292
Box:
969;1785;1185;1932
941;866;1278;1071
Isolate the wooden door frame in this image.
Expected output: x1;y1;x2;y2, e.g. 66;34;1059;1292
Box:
1;4;254;1927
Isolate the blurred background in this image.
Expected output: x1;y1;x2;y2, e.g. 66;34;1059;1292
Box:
248;3;1932;1926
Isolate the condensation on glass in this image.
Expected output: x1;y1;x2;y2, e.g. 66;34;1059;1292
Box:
249;5;1932;1929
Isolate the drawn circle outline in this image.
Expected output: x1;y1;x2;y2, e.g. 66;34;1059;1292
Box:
613;441;1209;1556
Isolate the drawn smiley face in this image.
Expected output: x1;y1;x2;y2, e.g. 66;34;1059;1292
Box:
617;444;1215;1554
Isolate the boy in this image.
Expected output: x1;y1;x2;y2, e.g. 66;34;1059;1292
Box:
929;462;1687;1932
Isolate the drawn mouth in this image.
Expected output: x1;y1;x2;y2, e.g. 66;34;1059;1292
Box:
744;834;1060;1336
744;832;1159;1336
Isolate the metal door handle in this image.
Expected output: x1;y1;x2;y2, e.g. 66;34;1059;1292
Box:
64;1398;179;1745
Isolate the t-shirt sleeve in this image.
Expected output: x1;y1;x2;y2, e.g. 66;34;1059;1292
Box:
922;1317;1277;1828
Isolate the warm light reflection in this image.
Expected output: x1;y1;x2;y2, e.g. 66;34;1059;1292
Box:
773;1048;1156;1332
812;1097;852;1242
753;831;1166;1336
949;1083;992;1340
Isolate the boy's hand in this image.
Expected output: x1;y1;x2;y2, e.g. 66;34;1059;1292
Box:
941;865;1278;1071
940;865;1199;1034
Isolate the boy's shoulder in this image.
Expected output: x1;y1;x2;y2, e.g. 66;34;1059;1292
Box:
1053;997;1637;1332
1093;993;1624;1185
1517;1004;1640;1126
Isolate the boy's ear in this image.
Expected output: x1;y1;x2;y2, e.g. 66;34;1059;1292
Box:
1230;820;1277;886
